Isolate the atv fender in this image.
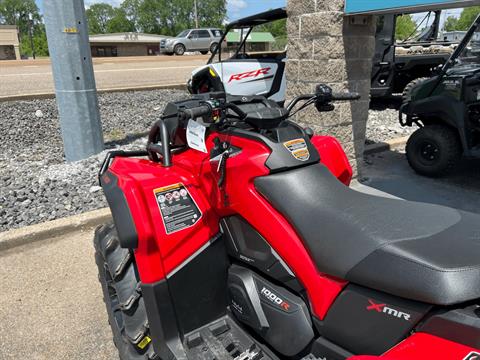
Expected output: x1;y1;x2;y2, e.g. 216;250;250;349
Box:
406;95;468;152
311;135;353;186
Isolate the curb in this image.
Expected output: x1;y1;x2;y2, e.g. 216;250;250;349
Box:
0;83;187;102
0;208;112;252
364;136;409;155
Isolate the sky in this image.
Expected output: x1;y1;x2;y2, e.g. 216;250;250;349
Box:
34;0;287;21
34;0;465;26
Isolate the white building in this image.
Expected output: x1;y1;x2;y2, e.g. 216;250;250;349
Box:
89;32;172;57
0;25;20;60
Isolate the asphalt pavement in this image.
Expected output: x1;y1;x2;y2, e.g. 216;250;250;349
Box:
362;149;480;213
0;55;209;97
1;149;480;359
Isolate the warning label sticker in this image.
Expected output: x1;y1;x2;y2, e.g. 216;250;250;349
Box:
283;138;310;161
154;183;202;235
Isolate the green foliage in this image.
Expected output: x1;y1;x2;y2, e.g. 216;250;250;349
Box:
20;24;48;57
86;3;115;34
0;0;40;33
456;6;480;31
134;0;227;36
257;18;286;38
121;0;142;31
0;0;45;57
444;16;459;32
106;8;136;33
196;0;226;28
395;14;417;41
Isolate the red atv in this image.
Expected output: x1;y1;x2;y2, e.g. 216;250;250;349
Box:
95;85;480;360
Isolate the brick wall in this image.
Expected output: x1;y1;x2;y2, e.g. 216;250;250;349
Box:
286;0;376;175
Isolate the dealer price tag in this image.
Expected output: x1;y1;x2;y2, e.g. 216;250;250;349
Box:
187;119;207;153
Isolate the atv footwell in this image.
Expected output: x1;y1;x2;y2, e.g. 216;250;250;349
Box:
184;316;276;360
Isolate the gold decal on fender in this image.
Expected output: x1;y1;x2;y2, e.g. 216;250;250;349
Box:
283;139;310;161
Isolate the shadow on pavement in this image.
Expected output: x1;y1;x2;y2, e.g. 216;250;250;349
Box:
361;149;480;214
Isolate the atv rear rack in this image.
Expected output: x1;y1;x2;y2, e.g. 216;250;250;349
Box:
98;150;149;183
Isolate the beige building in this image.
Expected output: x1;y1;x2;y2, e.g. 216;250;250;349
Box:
89;32;172;57
0;25;20;60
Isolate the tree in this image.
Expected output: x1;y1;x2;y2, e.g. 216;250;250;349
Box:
196;0;226;29
107;8;136;33
395;14;417;41
137;0;227;36
86;3;115;34
456;6;480;31
0;0;41;35
444;16;459;32
121;0;142;31
20;23;48;57
258;18;287;38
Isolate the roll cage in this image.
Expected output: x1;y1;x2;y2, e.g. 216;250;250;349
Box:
207;7;287;64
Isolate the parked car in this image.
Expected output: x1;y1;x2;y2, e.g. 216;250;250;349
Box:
160;28;223;56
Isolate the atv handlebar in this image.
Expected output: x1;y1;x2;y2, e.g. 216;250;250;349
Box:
332;92;361;101
180;104;212;120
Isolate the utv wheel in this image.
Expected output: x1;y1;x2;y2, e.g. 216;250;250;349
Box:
402;77;428;104
210;43;218;54
94;223;158;360
200;50;208;55
406;125;461;177
174;44;186;56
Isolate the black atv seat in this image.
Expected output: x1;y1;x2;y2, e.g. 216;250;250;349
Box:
255;164;480;306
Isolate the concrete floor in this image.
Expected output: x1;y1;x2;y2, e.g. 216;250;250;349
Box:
0;55;209;97
0;229;117;360
1;149;480;359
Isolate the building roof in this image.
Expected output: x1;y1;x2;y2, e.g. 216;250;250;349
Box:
0;25;17;30
89;32;172;44
226;31;275;43
0;25;19;46
225;8;286;31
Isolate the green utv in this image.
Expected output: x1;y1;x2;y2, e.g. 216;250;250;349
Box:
400;14;480;177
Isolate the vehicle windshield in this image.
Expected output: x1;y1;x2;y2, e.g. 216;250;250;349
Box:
177;30;189;38
454;26;480;67
442;15;480;74
209;18;287;64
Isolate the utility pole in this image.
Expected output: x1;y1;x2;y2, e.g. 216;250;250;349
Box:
194;0;199;28
28;13;35;59
44;0;104;162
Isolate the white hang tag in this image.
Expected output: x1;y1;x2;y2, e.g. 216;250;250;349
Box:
187;119;207;153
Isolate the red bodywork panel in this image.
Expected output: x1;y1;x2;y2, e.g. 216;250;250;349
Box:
105;130;480;356
107;133;351;319
350;333;480;359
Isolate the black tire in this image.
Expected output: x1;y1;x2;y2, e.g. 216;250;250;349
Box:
406;125;461;177
402;77;428;104
94;223;158;360
174;44;185;56
200;50;208;55
210;43;218;54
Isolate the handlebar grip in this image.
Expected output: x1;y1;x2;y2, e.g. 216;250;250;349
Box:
332;92;361;101
181;104;212;120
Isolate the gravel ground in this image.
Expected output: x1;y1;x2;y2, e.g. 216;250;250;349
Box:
366;107;415;145
0;89;186;232
0;90;405;232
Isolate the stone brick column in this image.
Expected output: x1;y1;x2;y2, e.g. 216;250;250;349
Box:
286;0;376;176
